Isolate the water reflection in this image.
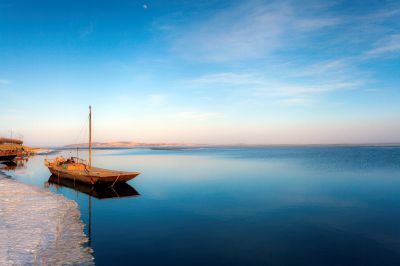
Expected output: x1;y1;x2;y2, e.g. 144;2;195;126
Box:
0;158;28;171
46;174;140;249
46;175;140;199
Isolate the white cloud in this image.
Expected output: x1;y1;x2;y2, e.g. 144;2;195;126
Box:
155;0;400;66
270;81;361;96
365;34;400;57
292;59;348;77
190;72;361;98
295;17;340;31
360;6;400;20
166;1;341;62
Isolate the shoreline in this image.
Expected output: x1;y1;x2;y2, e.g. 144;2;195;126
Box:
0;173;93;265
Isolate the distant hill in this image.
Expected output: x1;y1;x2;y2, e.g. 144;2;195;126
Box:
64;141;400;148
64;141;203;148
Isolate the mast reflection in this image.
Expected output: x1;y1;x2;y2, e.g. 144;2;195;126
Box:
46;174;140;247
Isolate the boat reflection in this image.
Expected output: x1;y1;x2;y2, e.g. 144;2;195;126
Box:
0;161;17;170
47;175;140;247
0;158;28;171
46;174;140;199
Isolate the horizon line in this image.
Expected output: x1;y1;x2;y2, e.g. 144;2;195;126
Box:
39;141;400;149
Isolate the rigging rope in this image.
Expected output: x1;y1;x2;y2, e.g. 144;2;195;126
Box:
68;116;89;158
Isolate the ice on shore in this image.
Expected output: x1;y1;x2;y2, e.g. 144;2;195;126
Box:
0;175;94;265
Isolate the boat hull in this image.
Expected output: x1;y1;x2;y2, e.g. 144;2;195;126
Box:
48;165;140;185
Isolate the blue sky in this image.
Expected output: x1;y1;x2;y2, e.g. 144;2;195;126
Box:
0;0;399;146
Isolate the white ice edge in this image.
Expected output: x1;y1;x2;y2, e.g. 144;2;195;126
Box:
0;173;94;265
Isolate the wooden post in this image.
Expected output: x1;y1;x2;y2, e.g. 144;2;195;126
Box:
89;105;92;168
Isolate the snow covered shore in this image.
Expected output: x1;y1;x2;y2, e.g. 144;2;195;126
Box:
0;174;94;265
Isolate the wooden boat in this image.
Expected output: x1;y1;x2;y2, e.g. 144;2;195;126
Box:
0;138;23;161
44;106;140;185
0;137;23;145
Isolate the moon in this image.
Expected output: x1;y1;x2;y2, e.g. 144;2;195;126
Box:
143;4;148;9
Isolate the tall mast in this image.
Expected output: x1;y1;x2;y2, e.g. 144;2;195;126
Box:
89;105;92;167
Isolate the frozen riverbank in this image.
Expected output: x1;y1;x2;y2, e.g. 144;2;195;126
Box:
0;173;94;265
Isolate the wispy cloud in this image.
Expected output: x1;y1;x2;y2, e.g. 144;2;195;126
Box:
165;1;341;62
191;72;361;97
365;34;400;57
155;0;400;66
189;71;362;107
153;0;399;113
295;17;340;31
292;59;348;77
270;81;361;96
360;5;400;20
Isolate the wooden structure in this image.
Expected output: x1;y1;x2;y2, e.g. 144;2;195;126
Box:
0;137;23;161
0;151;17;161
0;137;23;145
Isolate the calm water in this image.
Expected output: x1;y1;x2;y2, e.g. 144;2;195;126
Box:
2;146;400;266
